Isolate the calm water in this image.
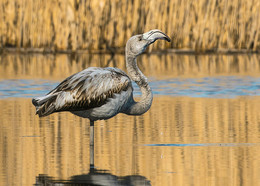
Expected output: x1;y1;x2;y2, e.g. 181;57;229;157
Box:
1;53;260;186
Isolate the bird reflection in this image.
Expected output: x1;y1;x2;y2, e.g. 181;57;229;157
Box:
34;132;151;186
34;169;151;186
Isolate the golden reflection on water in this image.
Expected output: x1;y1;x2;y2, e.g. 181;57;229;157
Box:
1;53;260;80
1;97;260;185
1;53;260;185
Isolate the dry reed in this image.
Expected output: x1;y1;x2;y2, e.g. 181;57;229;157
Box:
0;0;260;52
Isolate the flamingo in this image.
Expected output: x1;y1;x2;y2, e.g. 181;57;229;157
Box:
32;29;170;166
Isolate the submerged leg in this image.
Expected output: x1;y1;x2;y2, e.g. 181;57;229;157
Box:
90;120;94;170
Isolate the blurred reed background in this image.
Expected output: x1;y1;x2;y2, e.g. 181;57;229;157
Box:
0;0;260;52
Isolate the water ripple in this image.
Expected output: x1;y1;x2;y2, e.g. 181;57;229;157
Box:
149;76;260;98
144;143;260;147
0;76;260;98
0;79;59;98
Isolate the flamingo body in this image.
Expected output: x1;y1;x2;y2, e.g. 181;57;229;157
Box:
33;67;134;121
32;29;170;121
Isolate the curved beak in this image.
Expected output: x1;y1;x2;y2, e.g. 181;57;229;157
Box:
142;29;171;44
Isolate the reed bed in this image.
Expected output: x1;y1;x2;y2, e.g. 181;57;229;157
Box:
0;0;260;52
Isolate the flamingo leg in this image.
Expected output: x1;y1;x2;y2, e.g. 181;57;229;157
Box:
90;120;94;170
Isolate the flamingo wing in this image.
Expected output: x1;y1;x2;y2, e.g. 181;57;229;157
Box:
32;67;131;117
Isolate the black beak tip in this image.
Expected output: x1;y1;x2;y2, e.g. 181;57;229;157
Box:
163;34;171;42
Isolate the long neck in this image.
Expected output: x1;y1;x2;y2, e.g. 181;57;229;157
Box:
125;55;153;115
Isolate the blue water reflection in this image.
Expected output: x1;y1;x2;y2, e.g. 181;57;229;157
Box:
0;79;59;98
0;76;260;98
144;143;260;147
150;76;260;98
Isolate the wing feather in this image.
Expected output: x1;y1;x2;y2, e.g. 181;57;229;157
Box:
35;67;131;116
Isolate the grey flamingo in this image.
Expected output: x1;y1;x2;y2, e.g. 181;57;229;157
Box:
32;29;170;167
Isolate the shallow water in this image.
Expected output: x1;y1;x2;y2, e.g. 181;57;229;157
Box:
1;53;260;186
1;75;260;99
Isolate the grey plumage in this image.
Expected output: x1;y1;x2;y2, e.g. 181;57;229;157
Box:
32;29;170;121
32;67;131;117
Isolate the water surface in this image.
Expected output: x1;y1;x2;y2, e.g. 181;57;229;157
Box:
1;53;260;186
1;75;260;98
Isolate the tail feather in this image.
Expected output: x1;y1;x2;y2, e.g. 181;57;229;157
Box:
32;94;57;117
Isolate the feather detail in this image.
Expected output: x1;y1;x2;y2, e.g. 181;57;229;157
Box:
33;67;132;117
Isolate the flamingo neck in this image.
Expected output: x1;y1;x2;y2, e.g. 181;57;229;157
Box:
124;55;153;115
